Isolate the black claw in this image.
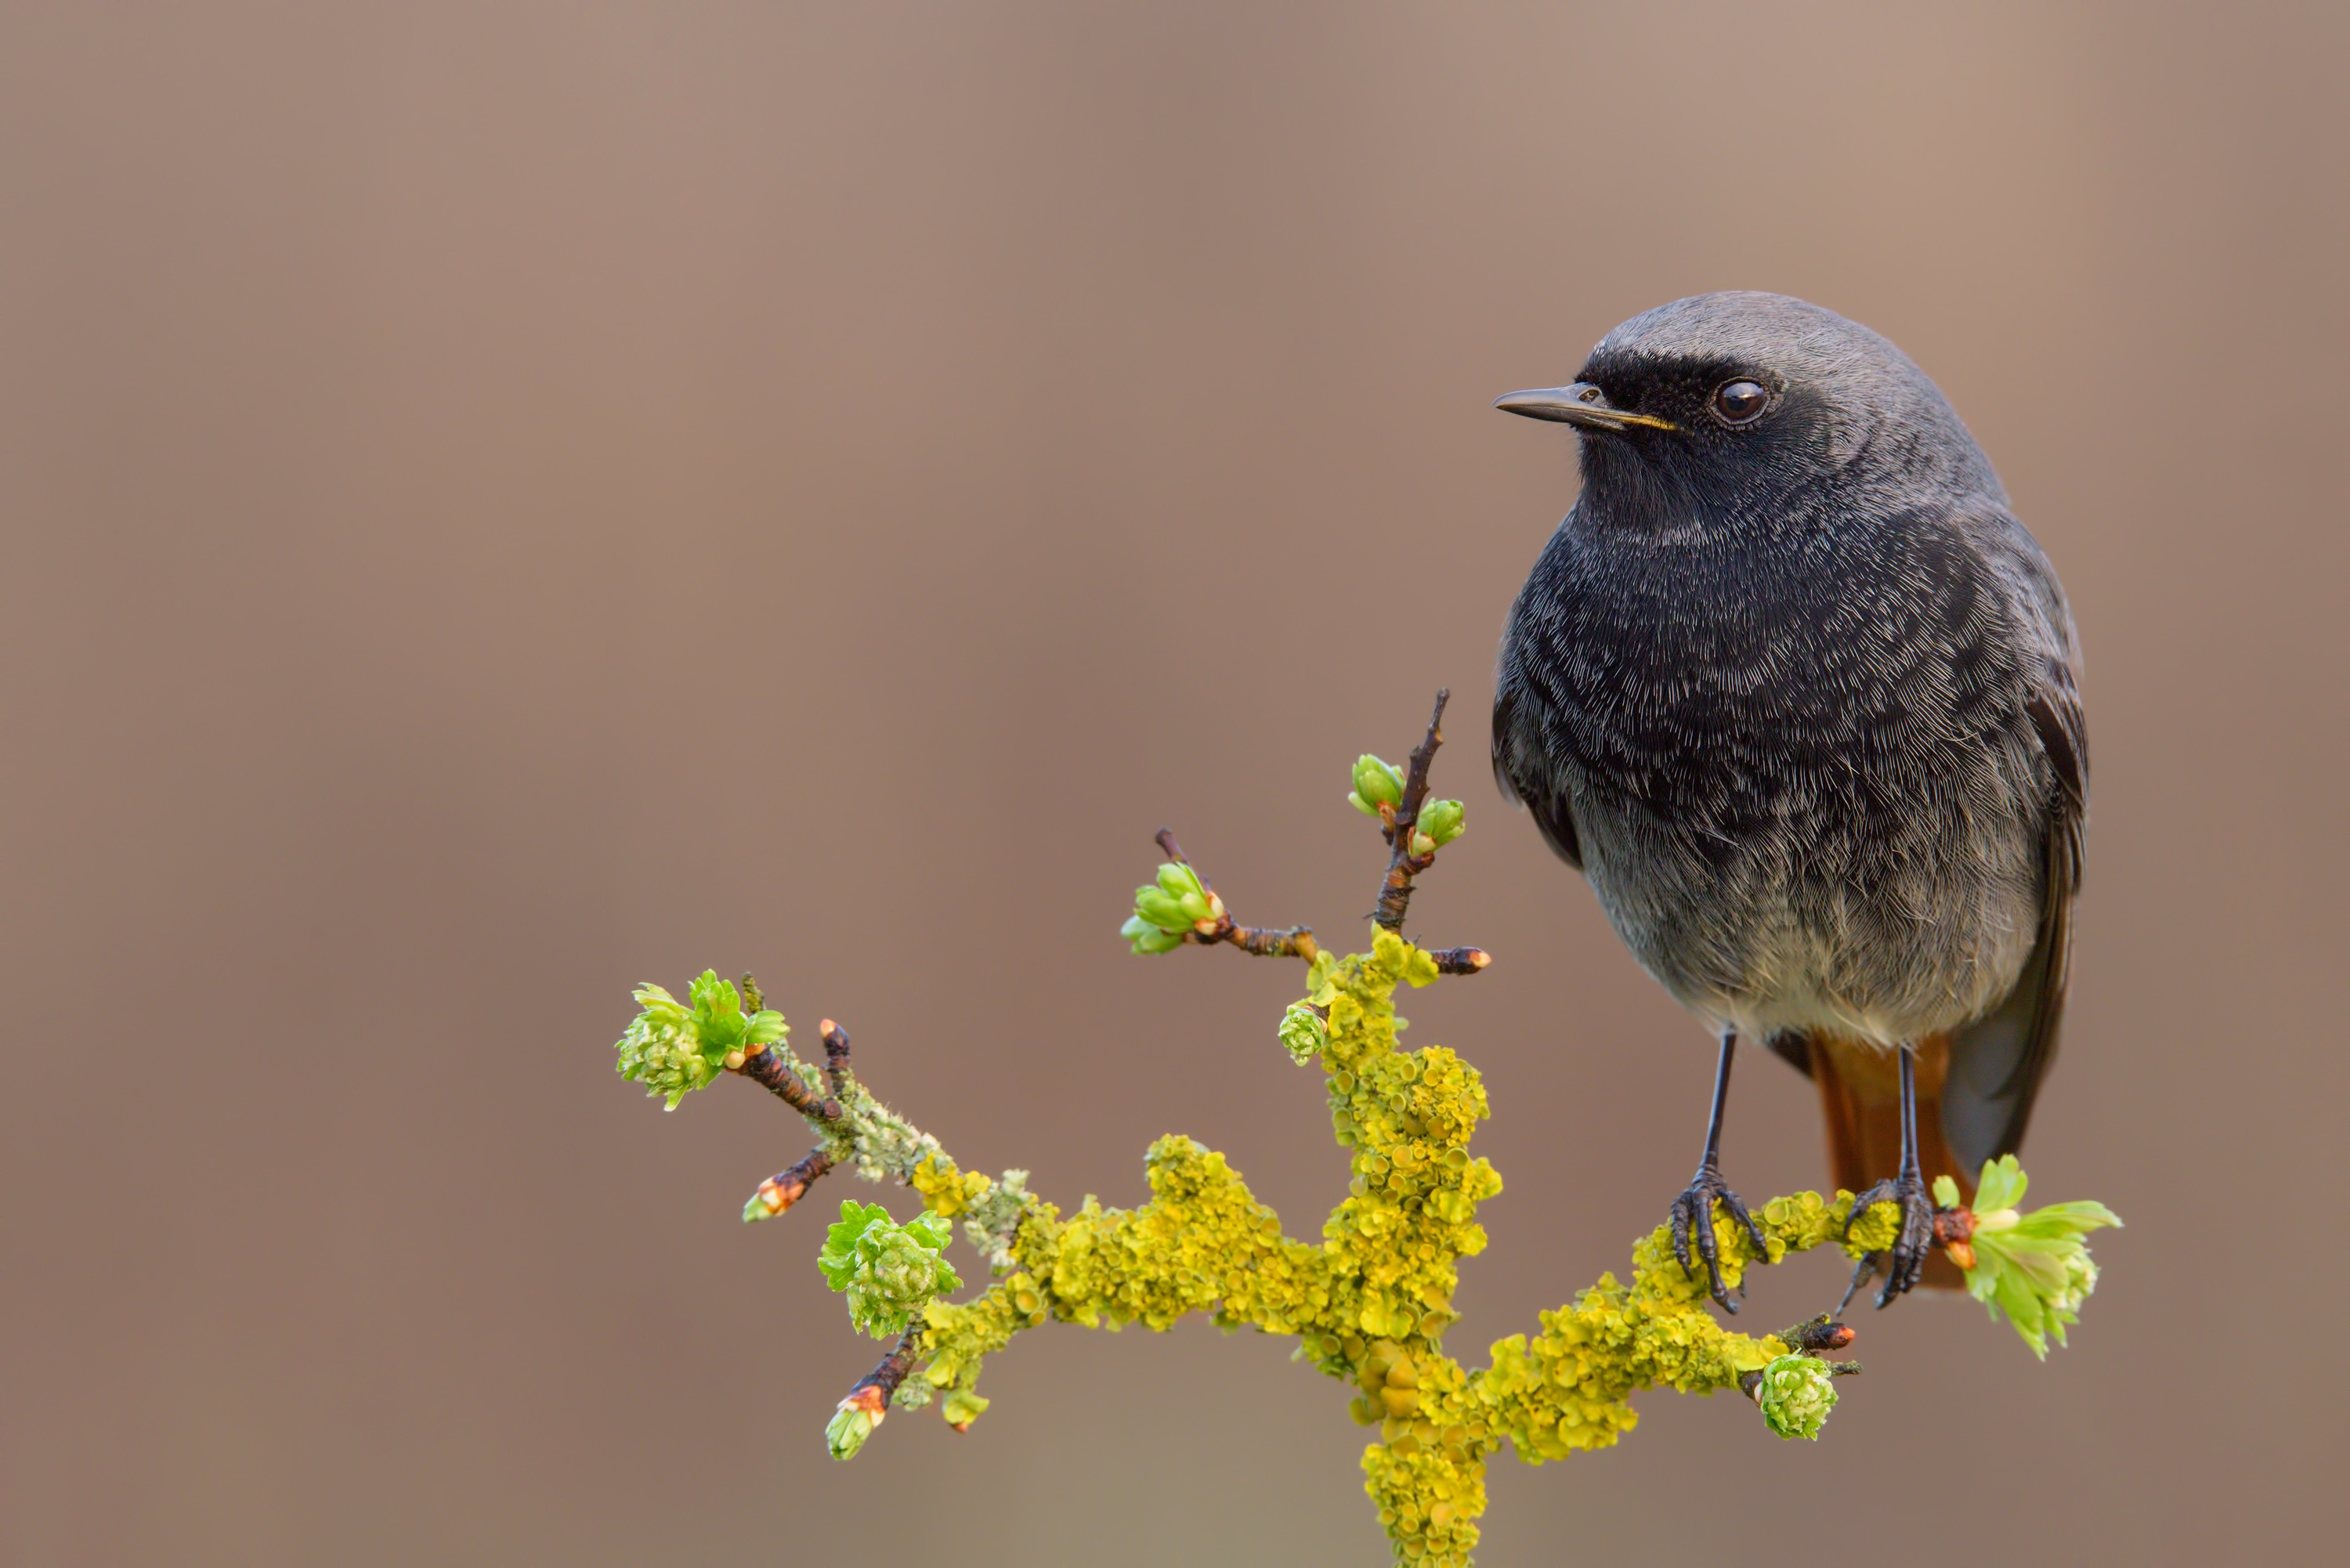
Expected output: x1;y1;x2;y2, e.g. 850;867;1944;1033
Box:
1842;1171;1937;1310
1669;1162;1767;1313
1834;1252;1875;1318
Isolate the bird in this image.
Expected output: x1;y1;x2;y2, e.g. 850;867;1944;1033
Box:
1488;292;2085;1313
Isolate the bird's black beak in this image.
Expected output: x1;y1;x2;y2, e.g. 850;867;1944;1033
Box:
1492;382;1676;434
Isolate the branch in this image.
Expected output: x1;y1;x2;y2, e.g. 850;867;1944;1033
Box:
611;702;2117;1568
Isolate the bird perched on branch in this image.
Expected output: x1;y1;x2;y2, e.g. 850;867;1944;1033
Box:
1490;293;2085;1311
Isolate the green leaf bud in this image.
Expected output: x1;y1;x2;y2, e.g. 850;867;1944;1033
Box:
1752;1354;1838;1440
613;971;786;1110
1133;887;1191;930
1278;1003;1328;1064
1952;1156;2122;1357
1351;754;1405;811
818;1200;963;1339
826;1398;881;1460
1416;798;1465;847
1155;862;1206;901
1121;915;1187;954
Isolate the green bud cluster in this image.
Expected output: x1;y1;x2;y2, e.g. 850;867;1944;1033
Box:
1752;1354;1838;1440
1413;798;1466;854
1278;1002;1329;1064
1933;1156;2121;1358
613;970;788;1110
1348;754;1405;816
819;1200;963;1339
1121;861;1226;954
825;1398;880;1460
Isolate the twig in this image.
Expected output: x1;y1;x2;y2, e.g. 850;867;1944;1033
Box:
841;1322;924;1418
1232;923;1320;959
749;1147;835;1219
740;1047;841;1122
1374;690;1449;932
1426;946;1491;974
821;1019;852;1097
1780;1315;1856;1355
1154;827;1321;962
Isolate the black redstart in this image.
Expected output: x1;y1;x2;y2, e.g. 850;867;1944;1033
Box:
1490;292;2085;1311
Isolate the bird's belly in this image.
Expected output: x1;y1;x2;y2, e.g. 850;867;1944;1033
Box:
1570;775;2044;1048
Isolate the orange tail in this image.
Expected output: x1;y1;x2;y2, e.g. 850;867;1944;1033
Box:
1809;1032;1969;1290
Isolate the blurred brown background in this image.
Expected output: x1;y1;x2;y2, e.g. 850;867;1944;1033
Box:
5;4;2345;1563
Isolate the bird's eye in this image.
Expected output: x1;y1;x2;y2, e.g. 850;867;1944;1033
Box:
1711;379;1769;425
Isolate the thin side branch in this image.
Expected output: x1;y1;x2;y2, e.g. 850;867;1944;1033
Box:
740;1046;841;1122
820;1019;852;1097
1233;923;1320;958
749;1146;835;1219
1155;826;1321;962
842;1322;924;1418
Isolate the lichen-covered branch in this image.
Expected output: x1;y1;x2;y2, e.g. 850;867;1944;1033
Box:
609;695;2118;1568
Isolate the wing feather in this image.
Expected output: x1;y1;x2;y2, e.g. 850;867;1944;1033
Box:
1943;674;2086;1170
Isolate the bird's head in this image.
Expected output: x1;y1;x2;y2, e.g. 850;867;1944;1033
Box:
1495;291;2004;527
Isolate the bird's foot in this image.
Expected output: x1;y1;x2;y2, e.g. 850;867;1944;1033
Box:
1838;1169;1936;1311
1668;1160;1770;1313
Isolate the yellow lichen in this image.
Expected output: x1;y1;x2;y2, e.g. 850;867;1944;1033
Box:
904;930;1879;1567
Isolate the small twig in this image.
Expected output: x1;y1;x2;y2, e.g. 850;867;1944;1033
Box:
1373;690;1449;932
841;1321;924;1418
750;1147;835;1219
820;1019;852;1097
1154;827;1321;962
1426;945;1491;975
1779;1315;1856;1355
1232;923;1321;959
740;1047;841;1122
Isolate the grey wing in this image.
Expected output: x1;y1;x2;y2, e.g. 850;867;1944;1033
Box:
1491;680;1582;869
1941;674;2086;1173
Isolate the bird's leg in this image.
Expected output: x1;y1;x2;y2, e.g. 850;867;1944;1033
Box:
1838;1046;1938;1311
1668;1029;1771;1313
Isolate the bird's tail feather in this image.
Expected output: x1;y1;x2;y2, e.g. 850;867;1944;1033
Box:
1809;1031;1968;1291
